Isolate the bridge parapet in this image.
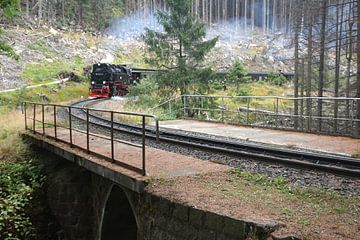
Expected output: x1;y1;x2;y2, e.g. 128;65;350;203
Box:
23;101;159;176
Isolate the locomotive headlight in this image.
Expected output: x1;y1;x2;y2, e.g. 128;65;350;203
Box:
91;81;95;85
120;77;122;80
103;81;106;84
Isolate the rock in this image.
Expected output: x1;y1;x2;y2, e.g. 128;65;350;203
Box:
59;72;81;83
49;28;59;35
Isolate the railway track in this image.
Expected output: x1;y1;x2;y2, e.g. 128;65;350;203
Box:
70;99;360;178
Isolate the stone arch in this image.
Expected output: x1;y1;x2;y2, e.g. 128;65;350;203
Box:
99;184;138;240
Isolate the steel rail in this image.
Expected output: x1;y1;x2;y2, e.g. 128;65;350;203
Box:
70;99;360;178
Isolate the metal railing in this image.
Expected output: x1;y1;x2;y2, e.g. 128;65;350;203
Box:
153;95;360;137
23;101;159;176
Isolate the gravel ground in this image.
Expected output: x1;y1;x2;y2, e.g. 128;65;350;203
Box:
61;107;360;197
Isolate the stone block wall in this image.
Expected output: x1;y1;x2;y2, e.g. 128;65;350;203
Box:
137;194;281;240
47;161;113;240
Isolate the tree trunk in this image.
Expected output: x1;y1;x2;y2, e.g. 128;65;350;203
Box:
334;1;344;133
301;58;305;129
293;0;303;130
38;0;43;26
306;6;313;131
317;0;327;132
346;2;354;132
356;0;360;137
26;0;30;18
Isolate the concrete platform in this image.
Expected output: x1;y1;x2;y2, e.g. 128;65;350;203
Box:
159;120;360;156
23;128;228;192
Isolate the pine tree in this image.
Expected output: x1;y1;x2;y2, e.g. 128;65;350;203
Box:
227;59;248;91
143;0;218;95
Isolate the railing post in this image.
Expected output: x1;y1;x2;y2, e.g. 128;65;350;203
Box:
42;104;45;135
155;119;159;142
246;98;250;125
86;108;90;153
307;98;312;131
183;95;186;117
33;104;36;134
351;100;355;135
169;101;172;114
68;107;72;147
275;97;279;128
221;97;224;122
201;97;204;117
24;102;27;130
142;115;146;176
54;105;57;140
111;111;114;162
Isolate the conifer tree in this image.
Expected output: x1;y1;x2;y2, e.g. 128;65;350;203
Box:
227;60;248;91
143;0;218;95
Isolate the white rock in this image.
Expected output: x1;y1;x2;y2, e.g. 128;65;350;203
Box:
49;28;59;35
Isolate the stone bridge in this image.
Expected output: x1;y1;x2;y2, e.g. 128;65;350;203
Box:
24;131;284;240
21;98;285;240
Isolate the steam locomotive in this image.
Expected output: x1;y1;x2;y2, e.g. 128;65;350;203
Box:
88;63;155;98
89;63;294;98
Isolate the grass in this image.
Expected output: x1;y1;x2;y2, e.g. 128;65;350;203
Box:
0;111;28;162
0;82;88;114
27;39;55;58
353;150;360;159
207;169;360;236
22;56;85;84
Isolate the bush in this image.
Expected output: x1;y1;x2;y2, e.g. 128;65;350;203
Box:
237;88;252;97
0;160;45;240
267;72;288;86
0;39;19;60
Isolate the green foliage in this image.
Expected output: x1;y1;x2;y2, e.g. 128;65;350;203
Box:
143;0;218;95
0;160;45;239
231;169;290;193
0;0;19;61
267;72;289;86
127;77;163;111
226;60;249;90
0;39;19;60
23;57;85;84
0;0;20;19
236;88;252;97
0;82;88;110
353;150;360;159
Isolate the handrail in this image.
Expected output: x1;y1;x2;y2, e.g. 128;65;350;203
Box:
181;94;360;101
23;101;158;176
175;95;360;137
149;97;181;111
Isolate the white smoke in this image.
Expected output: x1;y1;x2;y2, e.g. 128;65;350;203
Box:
105;10;162;41
105;9;289;45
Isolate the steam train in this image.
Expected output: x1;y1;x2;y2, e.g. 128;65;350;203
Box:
88;63;156;98
89;63;294;98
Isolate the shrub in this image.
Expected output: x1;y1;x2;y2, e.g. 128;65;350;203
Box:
0;160;45;239
267;72;288;86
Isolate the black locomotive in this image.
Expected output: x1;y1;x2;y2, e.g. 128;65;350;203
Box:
89;63;157;98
